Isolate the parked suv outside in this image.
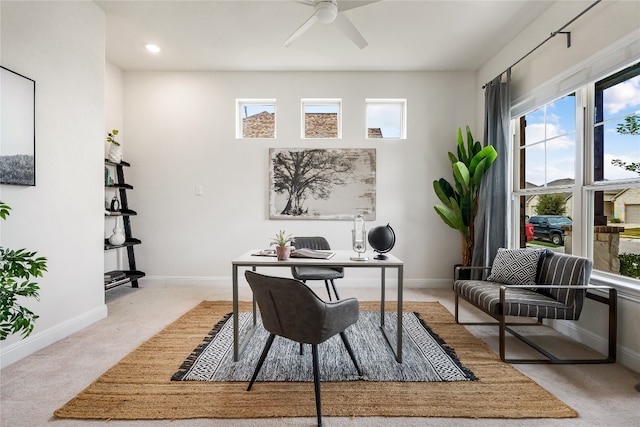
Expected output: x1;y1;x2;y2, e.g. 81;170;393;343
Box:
528;215;572;245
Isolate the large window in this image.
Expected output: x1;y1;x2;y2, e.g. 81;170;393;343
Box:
516;94;576;253
590;63;640;280
513;61;640;284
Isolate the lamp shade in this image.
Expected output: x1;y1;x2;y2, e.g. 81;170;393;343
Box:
368;224;395;260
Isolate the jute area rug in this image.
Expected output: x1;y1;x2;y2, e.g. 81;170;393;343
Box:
54;301;577;420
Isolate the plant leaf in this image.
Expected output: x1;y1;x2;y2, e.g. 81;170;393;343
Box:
453;161;470;191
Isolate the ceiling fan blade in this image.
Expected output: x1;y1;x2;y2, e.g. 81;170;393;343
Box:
337;0;380;13
283;14;318;47
334;13;368;49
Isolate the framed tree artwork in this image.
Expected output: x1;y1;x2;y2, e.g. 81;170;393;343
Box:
269;148;376;220
0;66;36;186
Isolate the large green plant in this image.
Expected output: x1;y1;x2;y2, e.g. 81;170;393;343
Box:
0;202;48;340
433;126;498;266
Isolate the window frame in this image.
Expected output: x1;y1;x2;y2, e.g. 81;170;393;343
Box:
301;98;342;139
510;60;640;296
365;98;407;140
235;98;277;139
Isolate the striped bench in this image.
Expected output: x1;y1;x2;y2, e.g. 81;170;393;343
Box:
453;250;617;364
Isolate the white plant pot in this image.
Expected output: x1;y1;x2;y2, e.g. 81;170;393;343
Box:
108;143;122;163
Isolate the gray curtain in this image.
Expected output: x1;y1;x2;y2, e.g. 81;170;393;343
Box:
472;69;511;268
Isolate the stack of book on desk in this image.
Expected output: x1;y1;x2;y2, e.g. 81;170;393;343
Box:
251;248;335;259
291;248;335;259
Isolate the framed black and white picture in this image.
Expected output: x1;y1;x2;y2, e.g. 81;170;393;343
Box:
269;148;376;220
1;66;36;186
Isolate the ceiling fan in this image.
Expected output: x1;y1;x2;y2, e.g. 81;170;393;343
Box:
283;1;379;49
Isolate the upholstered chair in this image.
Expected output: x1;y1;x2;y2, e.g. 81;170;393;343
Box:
292;236;343;300
244;270;361;427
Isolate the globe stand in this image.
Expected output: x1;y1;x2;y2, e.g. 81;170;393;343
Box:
373;252;388;260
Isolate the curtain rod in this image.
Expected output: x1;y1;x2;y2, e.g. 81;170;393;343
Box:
482;0;602;89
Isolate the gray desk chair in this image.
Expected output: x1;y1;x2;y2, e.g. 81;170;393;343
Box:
244;270;361;427
292;236;343;300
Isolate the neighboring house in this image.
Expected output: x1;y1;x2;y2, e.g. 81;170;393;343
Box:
523;179;640;224
304;113;338;138
243;111;340;138
242;111;275;138
611;187;640;223
524;179;574;218
368;128;383;138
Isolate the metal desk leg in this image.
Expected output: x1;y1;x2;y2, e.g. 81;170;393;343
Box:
379;265;403;363
252;266;257;325
380;266;386;327
396;265;403;363
232;263;239;362
233;264;258;362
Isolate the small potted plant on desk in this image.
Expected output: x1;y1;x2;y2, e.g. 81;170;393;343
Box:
270;230;293;260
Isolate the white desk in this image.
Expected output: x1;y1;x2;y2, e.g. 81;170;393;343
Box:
231;250;405;362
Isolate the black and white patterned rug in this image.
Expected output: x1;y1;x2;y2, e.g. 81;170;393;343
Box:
172;311;476;383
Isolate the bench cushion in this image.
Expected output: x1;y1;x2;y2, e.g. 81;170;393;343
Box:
453;280;582;320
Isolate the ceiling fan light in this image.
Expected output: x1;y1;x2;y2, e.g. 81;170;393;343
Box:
315;1;338;24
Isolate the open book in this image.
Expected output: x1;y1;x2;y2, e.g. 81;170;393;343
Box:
291;248;335;259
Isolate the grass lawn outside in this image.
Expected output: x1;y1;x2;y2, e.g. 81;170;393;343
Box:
620;227;640;239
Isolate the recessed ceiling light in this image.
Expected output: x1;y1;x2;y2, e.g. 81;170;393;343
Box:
145;44;161;54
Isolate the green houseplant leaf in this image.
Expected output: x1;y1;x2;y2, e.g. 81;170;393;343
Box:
432;126;498;266
0;202;48;340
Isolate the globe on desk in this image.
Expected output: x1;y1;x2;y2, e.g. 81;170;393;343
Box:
368;224;395;260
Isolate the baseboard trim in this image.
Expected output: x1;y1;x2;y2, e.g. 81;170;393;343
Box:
554;319;640;373
0;304;108;369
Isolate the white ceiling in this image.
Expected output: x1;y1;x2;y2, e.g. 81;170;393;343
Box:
96;0;556;72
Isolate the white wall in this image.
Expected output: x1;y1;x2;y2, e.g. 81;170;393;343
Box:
104;61;125;272
122;71;476;292
0;1;106;367
477;0;640;373
477;0;640;120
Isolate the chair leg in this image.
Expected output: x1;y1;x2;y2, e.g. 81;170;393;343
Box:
300;342;304;355
247;333;276;391
323;280;333;301
311;344;322;427
339;332;361;376
330;279;340;300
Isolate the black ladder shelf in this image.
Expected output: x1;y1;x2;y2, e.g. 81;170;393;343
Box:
104;159;145;289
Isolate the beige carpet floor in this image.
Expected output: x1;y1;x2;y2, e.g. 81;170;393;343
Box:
53;300;577;420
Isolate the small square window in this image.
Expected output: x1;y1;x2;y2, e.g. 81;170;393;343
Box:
236;99;276;139
366;99;406;139
302;99;341;139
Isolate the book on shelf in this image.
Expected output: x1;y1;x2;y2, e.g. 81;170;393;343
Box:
105;276;131;288
291;248;335;259
104;271;127;282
